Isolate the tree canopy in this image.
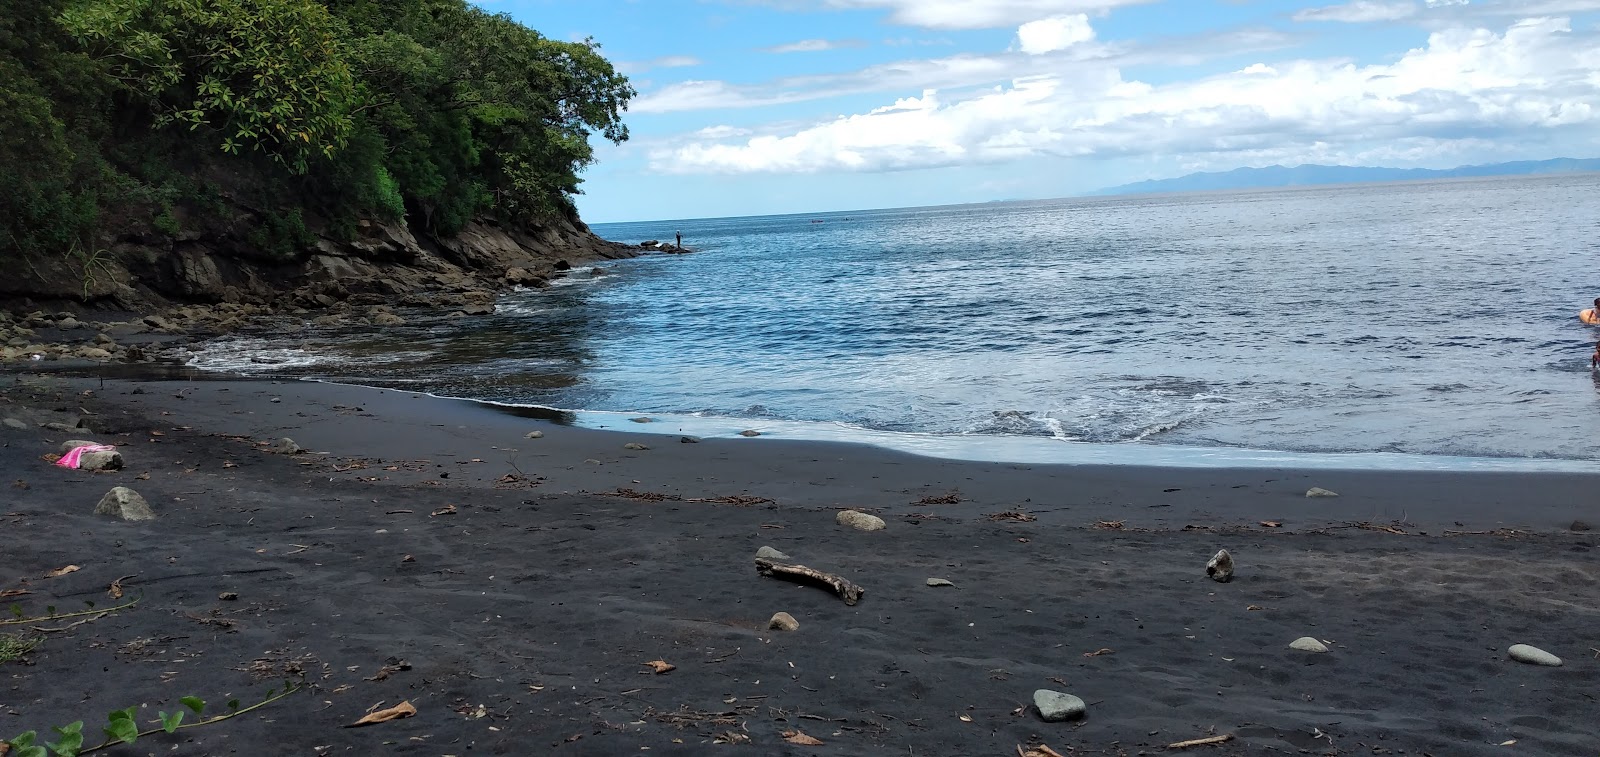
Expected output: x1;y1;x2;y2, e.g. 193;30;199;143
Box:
0;0;634;260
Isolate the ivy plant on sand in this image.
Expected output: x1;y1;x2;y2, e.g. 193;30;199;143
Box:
3;681;303;757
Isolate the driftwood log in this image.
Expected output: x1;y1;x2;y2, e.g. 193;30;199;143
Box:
754;558;865;605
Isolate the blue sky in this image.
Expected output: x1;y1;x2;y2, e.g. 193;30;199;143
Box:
484;0;1600;222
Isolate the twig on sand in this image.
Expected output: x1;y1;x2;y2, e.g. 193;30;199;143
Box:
1442;528;1526;537
31;616;102;633
1168;733;1234;749
754;558;864;605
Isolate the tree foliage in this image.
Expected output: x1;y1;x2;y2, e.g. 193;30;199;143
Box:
0;0;633;262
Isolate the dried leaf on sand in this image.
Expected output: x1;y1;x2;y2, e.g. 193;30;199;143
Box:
985;510;1036;522
44;565;80;578
644;659;676;674
346;700;416;727
430;504;457;517
782;729;824;745
1018;745;1068;757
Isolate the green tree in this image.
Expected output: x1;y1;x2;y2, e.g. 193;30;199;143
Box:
61;0;358;173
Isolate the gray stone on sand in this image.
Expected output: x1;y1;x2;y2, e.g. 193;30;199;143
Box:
1508;644;1562;666
1032;690;1086;722
680;436;700;443
836;510;886;531
738;430;761;437
755;546;792;561
95;487;155;521
1289;637;1329;653
1305;487;1339;498
768;612;800;631
623;442;649;450
524;430;544;439
42;422;77;432
79;450;123;471
272;437;302;455
1206;549;1234;583
2;418;27;430
372;312;406;327
60;439;101;453
1571;520;1591;532
926;578;955;587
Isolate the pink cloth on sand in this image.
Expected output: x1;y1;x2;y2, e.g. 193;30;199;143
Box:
55;444;116;469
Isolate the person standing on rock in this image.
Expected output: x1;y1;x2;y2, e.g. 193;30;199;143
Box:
675;231;682;249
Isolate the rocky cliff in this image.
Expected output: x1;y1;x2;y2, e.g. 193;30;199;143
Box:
0;209;639;316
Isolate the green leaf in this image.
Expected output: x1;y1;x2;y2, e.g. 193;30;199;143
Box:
17;746;49;757
8;730;38;747
102;708;137;745
8;604;19;619
180;696;205;716
45;606;55;616
227;698;241;712
45;721;83;756
158;710;183;733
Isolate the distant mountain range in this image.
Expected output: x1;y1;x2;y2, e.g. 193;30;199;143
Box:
1091;158;1600;196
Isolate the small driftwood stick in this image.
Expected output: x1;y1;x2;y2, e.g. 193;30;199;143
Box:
754;558;864;605
1167;734;1233;749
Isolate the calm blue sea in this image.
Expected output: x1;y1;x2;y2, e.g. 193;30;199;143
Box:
190;174;1600;469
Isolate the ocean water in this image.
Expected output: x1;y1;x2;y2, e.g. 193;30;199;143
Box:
187;173;1600;468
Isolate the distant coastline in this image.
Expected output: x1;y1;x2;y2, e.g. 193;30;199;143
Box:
1092;157;1600;197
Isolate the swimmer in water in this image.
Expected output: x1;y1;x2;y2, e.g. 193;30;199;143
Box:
1591;342;1600;370
1581;298;1600;324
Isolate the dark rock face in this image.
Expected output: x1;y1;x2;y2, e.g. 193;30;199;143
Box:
2;206;637;314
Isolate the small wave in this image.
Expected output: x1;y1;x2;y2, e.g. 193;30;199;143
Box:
184;338;328;373
1130;418;1187;441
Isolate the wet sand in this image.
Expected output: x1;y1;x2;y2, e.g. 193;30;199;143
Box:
3;374;1598;755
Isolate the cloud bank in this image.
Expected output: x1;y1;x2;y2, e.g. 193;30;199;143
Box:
648;16;1600;175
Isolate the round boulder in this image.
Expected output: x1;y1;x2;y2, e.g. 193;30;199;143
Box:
836;510;886;532
95;487;155;521
1033;690;1086;722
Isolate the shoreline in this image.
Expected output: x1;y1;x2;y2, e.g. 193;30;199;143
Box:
23;359;1600;475
3;373;1598;755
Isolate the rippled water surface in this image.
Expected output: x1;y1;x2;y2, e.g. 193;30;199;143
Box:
190;174;1600;463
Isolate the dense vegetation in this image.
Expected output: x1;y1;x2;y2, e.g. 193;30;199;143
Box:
0;0;633;261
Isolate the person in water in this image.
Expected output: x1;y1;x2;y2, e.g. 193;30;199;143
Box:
1581;299;1600;324
1592;341;1600;370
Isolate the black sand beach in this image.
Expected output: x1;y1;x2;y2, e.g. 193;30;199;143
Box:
4;373;1599;755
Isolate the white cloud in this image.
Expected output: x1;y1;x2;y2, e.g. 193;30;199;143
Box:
1294;0;1599;24
764;38;865;53
633;26;1295;113
821;0;1153;29
650;17;1600;174
1016;15;1096;54
634;53;1024;112
615;55;702;74
1294;1;1418;23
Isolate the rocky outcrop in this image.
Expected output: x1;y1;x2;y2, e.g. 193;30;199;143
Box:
1;202;639;318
